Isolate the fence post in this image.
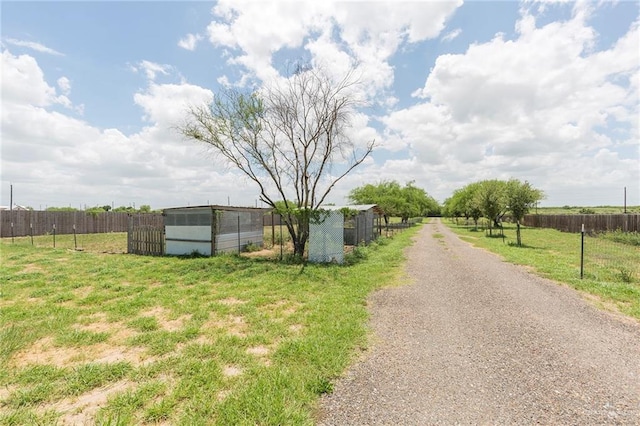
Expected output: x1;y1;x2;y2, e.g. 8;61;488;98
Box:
30;223;33;245
73;224;77;250
11;222;14;243
580;223;584;279
238;215;241;254
53;224;56;248
127;214;133;254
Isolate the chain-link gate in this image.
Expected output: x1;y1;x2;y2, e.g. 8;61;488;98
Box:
309;210;344;263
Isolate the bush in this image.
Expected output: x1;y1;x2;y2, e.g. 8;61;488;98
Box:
244;241;262;252
578;208;596;214
599;230;640;247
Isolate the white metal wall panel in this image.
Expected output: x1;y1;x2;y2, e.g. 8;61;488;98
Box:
165;240;212;256
165;225;212;256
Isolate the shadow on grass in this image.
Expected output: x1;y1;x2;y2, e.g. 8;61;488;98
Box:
507;242;540;250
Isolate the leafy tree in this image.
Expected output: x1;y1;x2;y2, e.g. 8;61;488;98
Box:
348;180;439;224
474;179;508;236
85;206;107;215
113;206;135;213
446;178;544;242
139;205;151;213
505;179;545;246
443;182;482;228
180;67;374;258
401;181;441;221
349;181;402;225
46;207;79;212
102;205;112;212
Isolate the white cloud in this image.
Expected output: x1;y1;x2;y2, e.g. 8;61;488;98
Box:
3;38;64;56
1;49;254;209
384;8;639;205
205;0;462;94
441;28;462;42
133;82;213;126
135;60;173;81
57;76;71;96
178;33;203;51
1;50;71;108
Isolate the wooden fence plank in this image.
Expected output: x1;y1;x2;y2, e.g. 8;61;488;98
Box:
0;211;163;238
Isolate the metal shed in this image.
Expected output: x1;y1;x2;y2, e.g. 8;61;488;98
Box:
163;205;268;256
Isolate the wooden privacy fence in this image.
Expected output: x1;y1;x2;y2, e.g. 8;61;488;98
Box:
128;226;165;256
0;210;164;238
523;214;640;233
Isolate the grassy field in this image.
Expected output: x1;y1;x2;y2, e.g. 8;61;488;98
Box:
444;221;640;321
0;228;417;425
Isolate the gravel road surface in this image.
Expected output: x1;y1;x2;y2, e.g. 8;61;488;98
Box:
317;219;640;425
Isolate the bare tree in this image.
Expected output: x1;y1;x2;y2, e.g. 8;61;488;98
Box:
179;68;374;257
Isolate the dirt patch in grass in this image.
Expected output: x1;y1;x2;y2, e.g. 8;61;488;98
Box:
218;297;246;306
246;345;273;366
0;385;17;404
11;336;153;368
202;314;248;338
241;248;278;258
261;300;301;319
223;365;243;377
139;306;191;332
72;286;94;299
10;316;152;368
46;379;133;425
289;324;304;334
20;263;43;274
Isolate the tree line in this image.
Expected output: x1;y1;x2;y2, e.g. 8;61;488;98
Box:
43;205;156;214
348;180;440;225
442;179;545;246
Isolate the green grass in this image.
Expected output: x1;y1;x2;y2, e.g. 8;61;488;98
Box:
0;227;418;425
444;221;640;320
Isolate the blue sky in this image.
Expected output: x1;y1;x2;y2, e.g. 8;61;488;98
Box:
1;0;638;210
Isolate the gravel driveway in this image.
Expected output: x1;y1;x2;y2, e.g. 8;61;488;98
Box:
317;219;640;425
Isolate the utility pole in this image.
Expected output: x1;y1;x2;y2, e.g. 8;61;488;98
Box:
10;184;13;212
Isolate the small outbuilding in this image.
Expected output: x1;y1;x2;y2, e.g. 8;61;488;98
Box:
320;204;381;246
307;204;381;264
163;205;268;256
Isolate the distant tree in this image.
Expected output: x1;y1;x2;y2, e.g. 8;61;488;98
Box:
85;206;107;215
443;182;483;228
180;67;374;258
139;205;151;213
113;206;135;213
349;180;439;224
401;181;441;221
349;181;402;225
474;179;508;236
505;179;545;246
102;205;112;212
46;207;79;212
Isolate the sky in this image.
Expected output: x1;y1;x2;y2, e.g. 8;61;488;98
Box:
1;0;638;210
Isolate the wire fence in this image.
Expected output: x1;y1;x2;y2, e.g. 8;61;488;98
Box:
3;232;128;253
582;229;640;284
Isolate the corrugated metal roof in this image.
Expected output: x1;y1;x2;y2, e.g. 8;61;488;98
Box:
319;204;379;211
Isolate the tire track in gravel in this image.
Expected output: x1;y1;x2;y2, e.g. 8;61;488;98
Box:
318;218;640;425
